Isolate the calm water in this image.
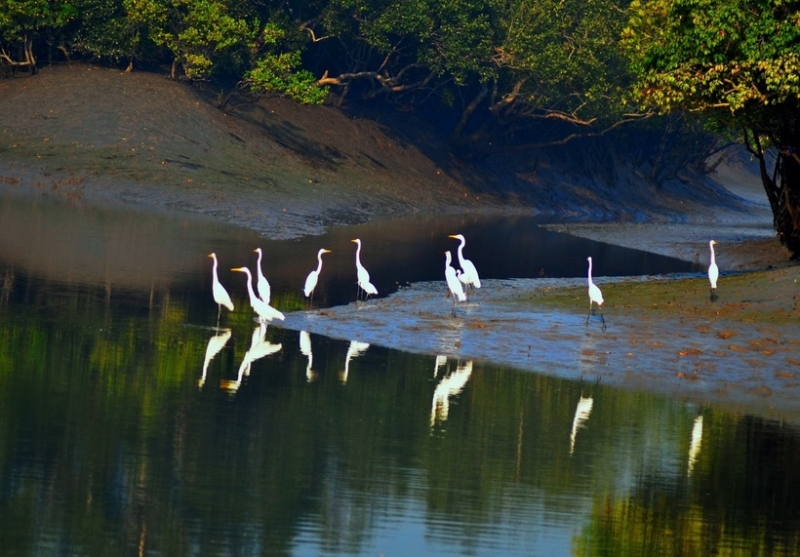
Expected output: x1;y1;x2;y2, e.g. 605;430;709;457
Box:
1;191;799;556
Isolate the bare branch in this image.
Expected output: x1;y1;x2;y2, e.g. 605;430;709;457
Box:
302;27;331;43
488;79;526;115
316;64;432;96
453;82;489;138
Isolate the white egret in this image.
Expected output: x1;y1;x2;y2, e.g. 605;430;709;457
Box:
570;395;594;455
253;248;271;304
208;253;234;324
231;266;285;322
445;251;466;315
303;248;332;302
586;256;606;329
448;234;481;291
351;238;378;300
708;240;719;301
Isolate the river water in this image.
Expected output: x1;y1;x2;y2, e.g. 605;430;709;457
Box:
1;190;799;556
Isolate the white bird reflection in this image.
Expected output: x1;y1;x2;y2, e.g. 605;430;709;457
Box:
688;414;704;476
299;330;316;382
220;324;282;392
433;354;448;378
199;329;232;388
340;340;370;383
570;395;594;455
430;359;473;426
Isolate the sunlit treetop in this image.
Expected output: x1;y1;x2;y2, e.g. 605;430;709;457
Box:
623;0;800;127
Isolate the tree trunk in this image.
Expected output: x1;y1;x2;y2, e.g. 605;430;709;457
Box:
746;127;800;259
776;120;800;259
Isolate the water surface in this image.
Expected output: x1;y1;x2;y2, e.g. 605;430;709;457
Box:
2;191;797;556
0;190;700;311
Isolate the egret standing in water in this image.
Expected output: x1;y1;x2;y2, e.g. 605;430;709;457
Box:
351;238;378;300
448;234;481;295
231;266;285;322
445;250;466;315
208;253;234;324
586;256;606;329
303;248;332;304
253;248;271;304
708;240;719;301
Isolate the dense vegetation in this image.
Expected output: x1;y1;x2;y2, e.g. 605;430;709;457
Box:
623;0;800;256
0;0;640;142
1;0;799;256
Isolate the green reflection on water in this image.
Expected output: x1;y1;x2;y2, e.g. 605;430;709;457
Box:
1;275;799;557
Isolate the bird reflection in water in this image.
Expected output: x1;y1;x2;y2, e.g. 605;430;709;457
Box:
570;395;594;455
340;340;370;383
430;359;473;426
433;354;448;378
199;329;232;388
220;324;282;392
688;414;704;476
299;331;316;382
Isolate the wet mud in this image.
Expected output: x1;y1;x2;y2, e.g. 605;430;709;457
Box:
282;267;800;422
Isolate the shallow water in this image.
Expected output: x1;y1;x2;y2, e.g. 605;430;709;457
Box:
2;191;798;556
0;190;700;310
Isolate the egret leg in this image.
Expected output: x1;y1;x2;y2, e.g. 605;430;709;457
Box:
216;304;222;326
709;288;717;302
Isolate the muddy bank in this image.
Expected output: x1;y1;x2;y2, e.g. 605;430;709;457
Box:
283;265;800;422
0;64;758;238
